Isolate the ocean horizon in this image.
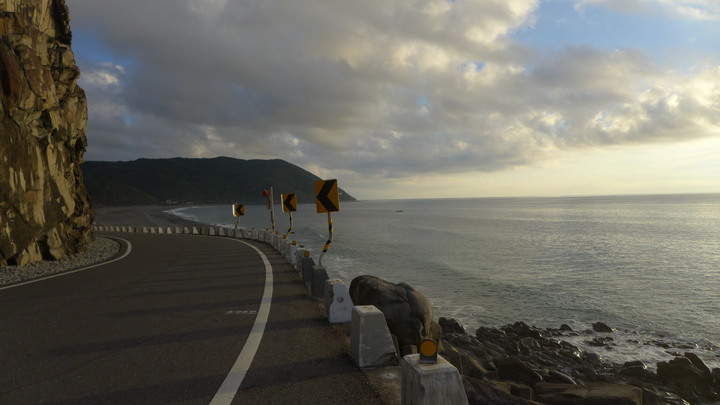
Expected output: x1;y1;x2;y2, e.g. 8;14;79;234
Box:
170;192;720;370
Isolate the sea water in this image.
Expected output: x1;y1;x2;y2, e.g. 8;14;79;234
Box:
169;193;720;370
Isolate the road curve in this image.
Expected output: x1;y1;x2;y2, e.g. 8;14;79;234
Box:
0;232;386;404
0;233;269;404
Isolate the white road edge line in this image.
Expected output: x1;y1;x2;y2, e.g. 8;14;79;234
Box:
0;237;133;291
210;239;274;405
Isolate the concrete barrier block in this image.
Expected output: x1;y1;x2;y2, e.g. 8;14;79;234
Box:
175;227;181;234
166;227;172;234
208;227;216;236
294;249;307;272
311;266;329;300
142;227;149;233
192;227;200;234
401;354;468;405
158;227;164;234
350;305;398;368
183;227;190;234
288;243;298;265
325;279;353;323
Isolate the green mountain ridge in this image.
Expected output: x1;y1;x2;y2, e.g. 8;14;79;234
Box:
82;157;356;207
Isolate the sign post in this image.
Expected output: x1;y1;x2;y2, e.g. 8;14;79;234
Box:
231;203;245;230
262;188;276;233
281;193;297;238
315;179;340;267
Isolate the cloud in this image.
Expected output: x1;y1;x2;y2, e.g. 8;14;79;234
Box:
576;0;720;20
68;0;719;182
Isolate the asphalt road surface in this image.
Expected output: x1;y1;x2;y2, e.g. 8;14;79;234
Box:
0;232;385;404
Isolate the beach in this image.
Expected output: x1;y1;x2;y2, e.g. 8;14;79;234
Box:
94;205;206;227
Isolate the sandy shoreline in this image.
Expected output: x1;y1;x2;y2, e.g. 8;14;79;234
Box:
93;205;205;227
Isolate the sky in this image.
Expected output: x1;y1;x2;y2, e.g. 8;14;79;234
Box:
66;0;720;200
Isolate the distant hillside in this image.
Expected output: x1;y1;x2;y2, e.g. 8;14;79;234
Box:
81;157;356;207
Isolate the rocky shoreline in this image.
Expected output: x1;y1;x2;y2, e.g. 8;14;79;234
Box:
439;317;720;404
348;274;719;405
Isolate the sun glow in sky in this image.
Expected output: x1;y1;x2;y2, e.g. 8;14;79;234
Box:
67;0;719;199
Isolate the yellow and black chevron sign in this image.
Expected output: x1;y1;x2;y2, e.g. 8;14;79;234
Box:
315;179;340;213
281;193;297;213
232;203;245;217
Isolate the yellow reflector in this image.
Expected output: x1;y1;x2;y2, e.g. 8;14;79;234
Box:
419;339;438;364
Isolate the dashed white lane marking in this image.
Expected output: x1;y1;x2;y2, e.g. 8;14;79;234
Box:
225;310;258;315
0;237;133;291
210;239;274;405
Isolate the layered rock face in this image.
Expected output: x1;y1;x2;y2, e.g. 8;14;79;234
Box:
1;0;92;266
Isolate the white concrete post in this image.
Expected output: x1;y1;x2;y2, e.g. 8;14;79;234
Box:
295;249;308;272
289;242;298;266
325;279;352;323
401;354;468;405
350;305;398;368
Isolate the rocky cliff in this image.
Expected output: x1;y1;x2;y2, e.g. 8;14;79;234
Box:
1;0;93;266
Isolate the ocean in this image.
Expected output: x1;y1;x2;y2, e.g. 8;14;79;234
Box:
169;193;720;370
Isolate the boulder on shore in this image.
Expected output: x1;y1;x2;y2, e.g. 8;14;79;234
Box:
349;275;441;351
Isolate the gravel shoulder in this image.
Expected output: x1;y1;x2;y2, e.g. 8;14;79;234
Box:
0;237;120;286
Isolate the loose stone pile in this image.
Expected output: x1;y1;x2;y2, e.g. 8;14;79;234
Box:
0;237;119;286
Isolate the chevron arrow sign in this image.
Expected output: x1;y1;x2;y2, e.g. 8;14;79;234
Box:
232;203;245;217
315;179;340;213
281;193;297;213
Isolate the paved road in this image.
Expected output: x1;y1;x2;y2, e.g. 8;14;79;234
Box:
0;233;385;404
